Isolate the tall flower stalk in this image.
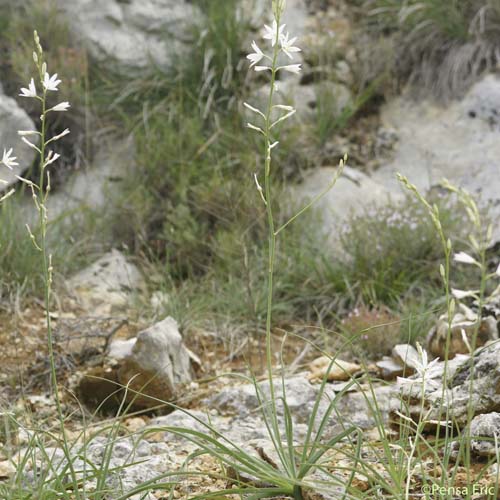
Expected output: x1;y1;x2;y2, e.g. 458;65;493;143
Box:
11;32;81;495
245;1;345;495
18;31;70;413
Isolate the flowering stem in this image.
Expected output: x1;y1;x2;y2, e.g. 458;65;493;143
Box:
30;34;81;499
263;20;281;425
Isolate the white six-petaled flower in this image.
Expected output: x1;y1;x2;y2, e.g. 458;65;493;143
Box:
397;343;441;390
247;41;265;68
18;130;40;136
1;148;19;169
43;72;61;92
263;20;285;46
280;32;301;59
49;128;70;142
19;78;37;98
50;102;70;112
451;288;479;300
279;64;302;74
453;251;478;265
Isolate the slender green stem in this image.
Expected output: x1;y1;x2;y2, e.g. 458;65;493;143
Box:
263;16;282;431
34;53;82;500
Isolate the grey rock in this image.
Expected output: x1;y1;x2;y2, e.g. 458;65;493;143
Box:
470;412;500;457
401;342;500;428
0;90;37;190
115;316;194;408
292;166;402;247
55;0;200;75
78;316;195;410
248;80;352;125
461;74;500;129
445;342;500;425
376;357;404;381
374;73;500;245
208;374;395;431
151;409;276;447
67;249;145;315
334;384;397;429
207;374;319;423
392;344;420;372
47;136;135;221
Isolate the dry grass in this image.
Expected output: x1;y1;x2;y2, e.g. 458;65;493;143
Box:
365;0;500;99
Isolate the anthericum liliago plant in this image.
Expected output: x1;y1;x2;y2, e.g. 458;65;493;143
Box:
146;2;361;499
0;30;85;496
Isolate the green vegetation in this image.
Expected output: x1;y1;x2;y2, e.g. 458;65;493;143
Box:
0;0;487;346
365;0;500;97
0;200;96;298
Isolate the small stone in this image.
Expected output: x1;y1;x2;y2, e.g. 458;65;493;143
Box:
391;344;420;372
124;417;148;433
376;357;404;380
308;356;361;382
78;316;195;411
0;460;16;479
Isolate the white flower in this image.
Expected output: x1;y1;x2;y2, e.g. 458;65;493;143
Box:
50;102;70;112
451;288;479;300
247;41;265;68
279;32;301;59
247;123;265;134
413;344;440;378
279;64;302;74
263;20;285;46
43;72;61;91
19;78;37;98
1;148;19;169
21;137;40;152
397;343;441;389
273;104;294;111
496;263;500;277
45;151;60;166
18;130;39;136
453;252;478;265
48;128;70;143
243;102;265;118
255;65;272;72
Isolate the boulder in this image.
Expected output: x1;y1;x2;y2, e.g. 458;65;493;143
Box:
292;166;402;247
47;136;135;220
248;80;352;124
373;73;500;246
0;88;37;190
67;249;145;315
78;316;195;410
55;0;200;75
